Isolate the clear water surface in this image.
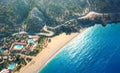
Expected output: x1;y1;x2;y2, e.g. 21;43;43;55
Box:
40;23;120;73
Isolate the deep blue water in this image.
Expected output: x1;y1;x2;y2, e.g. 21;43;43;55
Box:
40;23;120;73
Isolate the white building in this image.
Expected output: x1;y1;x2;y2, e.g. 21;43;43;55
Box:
0;69;9;73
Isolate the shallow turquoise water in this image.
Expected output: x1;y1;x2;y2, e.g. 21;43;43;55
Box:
28;39;34;43
40;23;120;73
14;45;23;49
8;64;16;70
0;48;5;53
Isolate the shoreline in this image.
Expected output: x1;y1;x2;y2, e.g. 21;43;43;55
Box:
38;28;87;72
19;29;86;73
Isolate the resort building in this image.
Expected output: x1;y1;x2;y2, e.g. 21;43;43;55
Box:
0;69;9;73
28;35;39;43
9;35;39;54
0;63;17;73
27;35;39;51
3;56;8;60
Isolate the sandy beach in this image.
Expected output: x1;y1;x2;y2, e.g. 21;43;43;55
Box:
19;29;85;73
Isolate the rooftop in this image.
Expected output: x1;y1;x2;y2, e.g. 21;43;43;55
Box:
29;35;39;39
0;69;9;73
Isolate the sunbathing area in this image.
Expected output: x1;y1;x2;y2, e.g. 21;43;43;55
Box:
0;33;49;73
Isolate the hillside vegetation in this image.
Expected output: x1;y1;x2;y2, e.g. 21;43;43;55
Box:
0;0;120;38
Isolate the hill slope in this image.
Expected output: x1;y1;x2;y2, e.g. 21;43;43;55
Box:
0;0;120;38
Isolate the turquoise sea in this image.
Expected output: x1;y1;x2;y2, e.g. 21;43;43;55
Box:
40;23;120;73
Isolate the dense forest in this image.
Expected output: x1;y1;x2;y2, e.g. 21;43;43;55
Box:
0;0;120;39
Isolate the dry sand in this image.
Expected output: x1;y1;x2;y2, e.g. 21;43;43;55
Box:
19;29;85;73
